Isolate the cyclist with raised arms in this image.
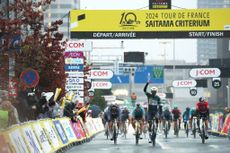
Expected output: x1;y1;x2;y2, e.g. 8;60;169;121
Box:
143;81;161;143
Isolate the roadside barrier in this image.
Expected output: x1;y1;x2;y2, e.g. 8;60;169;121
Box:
0;117;104;153
208;113;229;137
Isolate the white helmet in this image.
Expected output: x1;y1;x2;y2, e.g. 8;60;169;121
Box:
151;86;158;92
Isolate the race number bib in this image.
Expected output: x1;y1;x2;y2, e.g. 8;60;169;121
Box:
149;99;158;106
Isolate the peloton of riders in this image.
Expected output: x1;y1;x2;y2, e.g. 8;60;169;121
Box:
102;81;210;141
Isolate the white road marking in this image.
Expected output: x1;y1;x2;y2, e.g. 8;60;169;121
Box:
156;139;171;150
209;145;219;149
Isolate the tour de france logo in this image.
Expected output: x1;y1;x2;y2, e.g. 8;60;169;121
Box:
119;12;140;29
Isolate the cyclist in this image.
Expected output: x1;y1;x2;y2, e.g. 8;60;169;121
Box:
183;107;191;133
172;106;182;135
107;103;121;140
162;106;172;131
143;81;161;143
120;106;130;134
196;97;209;139
131;103;145;139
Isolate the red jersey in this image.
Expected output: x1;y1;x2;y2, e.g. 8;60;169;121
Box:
172;109;181;117
196;101;209;113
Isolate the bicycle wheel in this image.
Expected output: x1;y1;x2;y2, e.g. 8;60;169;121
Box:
186;123;189;138
192;121;196;138
201;125;205;144
135;127;139;145
151;123;156;147
106;128;109;140
124;123;127;139
113;126;117;144
164;122;168;139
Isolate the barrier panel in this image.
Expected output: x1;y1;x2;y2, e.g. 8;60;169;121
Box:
32;122;53;153
41;120;61;152
70;119;87;141
221;114;230;135
53;120;69;146
59;118;77;143
0;117;104;153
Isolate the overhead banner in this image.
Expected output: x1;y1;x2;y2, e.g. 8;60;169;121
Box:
70;9;230;39
149;0;171;10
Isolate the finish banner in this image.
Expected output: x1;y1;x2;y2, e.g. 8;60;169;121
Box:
70;9;230;39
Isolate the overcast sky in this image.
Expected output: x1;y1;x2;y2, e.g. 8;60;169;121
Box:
80;0;198;63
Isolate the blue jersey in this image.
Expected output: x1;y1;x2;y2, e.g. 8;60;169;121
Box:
183;110;190;121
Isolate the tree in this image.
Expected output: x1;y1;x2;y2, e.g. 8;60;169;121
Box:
90;90;107;110
0;0;66;94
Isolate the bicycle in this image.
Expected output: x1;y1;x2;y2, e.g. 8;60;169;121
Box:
105;122;109;140
199;116;207;144
174;119;180;137
121;120;128;139
163;120;170;139
184;120;189;138
192;116;197;138
135;119;141;145
112;119;118;144
149;117;157;147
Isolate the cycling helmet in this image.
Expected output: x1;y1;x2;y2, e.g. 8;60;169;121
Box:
186;107;190;111
199;97;205;102
151;86;158;92
174;105;178;109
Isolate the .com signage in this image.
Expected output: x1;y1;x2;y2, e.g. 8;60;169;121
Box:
65;41;92;52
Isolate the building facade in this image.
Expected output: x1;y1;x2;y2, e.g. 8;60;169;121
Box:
197;0;230;65
44;0;79;39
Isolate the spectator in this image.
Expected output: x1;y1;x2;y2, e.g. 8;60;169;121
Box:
0;100;20;127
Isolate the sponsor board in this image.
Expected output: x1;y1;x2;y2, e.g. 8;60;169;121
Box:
65;41;92;52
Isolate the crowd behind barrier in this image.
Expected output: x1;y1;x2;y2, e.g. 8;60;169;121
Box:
0;117;104;153
208;109;230;138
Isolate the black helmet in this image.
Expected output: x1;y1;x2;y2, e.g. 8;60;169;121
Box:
186;107;190;111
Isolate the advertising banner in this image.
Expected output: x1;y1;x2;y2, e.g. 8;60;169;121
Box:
70;9;230;39
8;128;29;153
70;120;86;140
65;41;92;52
149;0;171;9
53;120;69;145
221;114;230;134
21;125;43;153
32;123;52;153
42;120;61;151
64;51;84;58
0;134;11;153
65;58;84;65
152;65;164;84
59;119;77;142
64;64;84;71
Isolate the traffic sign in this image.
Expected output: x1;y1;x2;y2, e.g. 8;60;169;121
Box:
212;78;222;89
189;88;197;96
89;70;113;79
172;79;197;88
20;68;39;88
190;68;221;78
